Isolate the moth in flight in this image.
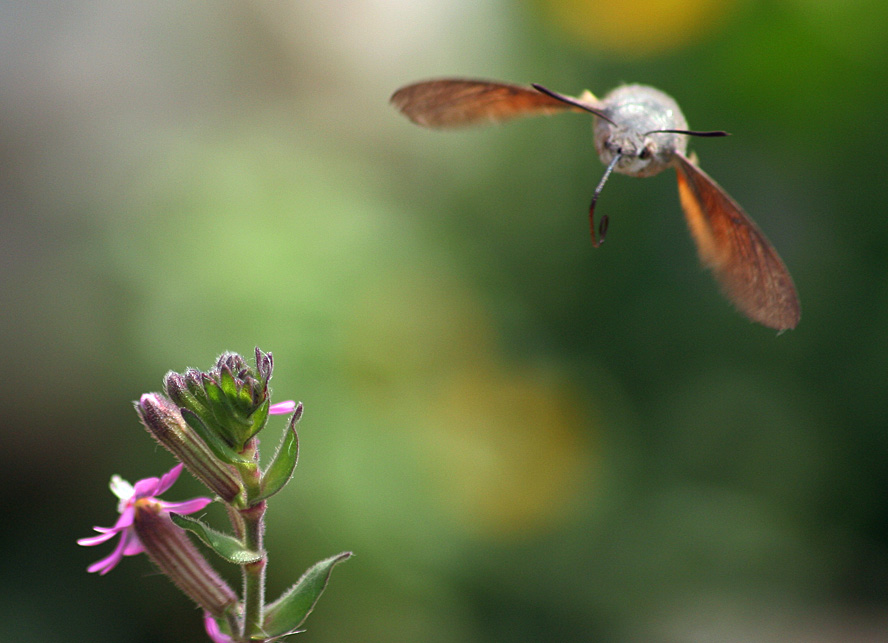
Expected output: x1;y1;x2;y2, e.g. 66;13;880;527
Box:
391;78;800;331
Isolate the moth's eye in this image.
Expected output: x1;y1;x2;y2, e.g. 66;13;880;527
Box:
639;146;653;160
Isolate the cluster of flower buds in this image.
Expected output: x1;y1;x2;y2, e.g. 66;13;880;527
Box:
164;349;277;453
79;348;351;642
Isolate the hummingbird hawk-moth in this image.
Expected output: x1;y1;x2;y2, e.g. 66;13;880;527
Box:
390;78;800;331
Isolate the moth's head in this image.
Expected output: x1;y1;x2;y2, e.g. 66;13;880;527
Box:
594;121;685;178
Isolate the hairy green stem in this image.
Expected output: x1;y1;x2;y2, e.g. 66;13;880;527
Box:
241;501;267;637
236;439;267;640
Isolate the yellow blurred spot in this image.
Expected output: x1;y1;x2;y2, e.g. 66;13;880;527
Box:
538;0;743;56
422;364;590;537
344;270;593;538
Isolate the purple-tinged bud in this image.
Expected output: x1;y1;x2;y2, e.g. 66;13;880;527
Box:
165;370;211;414
215;352;249;379
163;371;190;406
133;498;238;617
135;393;244;504
255;347;273;384
184;368;207;397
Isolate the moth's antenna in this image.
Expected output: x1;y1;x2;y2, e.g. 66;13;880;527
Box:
531;84;618;126
647;129;729;137
589;154;621;247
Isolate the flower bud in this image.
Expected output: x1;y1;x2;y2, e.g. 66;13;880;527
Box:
133;498;238;617
158;348;277;451
184;368;210;402
164;371;202;411
255;347;273;383
136;393;244;503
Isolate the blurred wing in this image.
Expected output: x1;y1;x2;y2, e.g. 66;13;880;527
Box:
390;79;587;128
674;153;800;330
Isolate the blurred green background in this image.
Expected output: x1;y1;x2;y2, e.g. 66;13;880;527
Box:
3;1;888;641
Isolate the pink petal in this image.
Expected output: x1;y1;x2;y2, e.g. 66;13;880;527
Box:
87;554;121;575
84;522;143;574
162;497;212;515
203;612;235;643
269;400;296;415
121;529;144;556
133;475;162;498
77;530;119;547
110;505;135;531
155;463;185;495
86;533;128;575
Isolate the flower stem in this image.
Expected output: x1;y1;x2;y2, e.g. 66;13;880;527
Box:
240;500;267;637
236;439;267;639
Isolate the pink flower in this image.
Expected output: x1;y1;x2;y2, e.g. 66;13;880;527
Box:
269;400;297;415
78;463;212;575
203;612;235;643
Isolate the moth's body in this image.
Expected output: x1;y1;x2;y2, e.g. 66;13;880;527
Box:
390;78;801;330
593;85;688;178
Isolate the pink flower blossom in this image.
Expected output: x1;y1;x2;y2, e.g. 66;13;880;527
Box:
269;400;297;415
78;463;212;575
203;612;235;643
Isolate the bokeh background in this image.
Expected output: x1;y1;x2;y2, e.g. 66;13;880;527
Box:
3;1;888;641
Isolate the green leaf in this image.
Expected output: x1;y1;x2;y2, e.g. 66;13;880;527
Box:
170;513;262;565
203;374;226;408
206;373;253;446
202;376;237;440
262;552;352;637
219;366;239;403
237;377;256;410
244;398;270;443
180;408;252;465
257;403;301;501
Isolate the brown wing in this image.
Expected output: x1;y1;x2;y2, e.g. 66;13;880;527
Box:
673;153;800;330
390;79;587;128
